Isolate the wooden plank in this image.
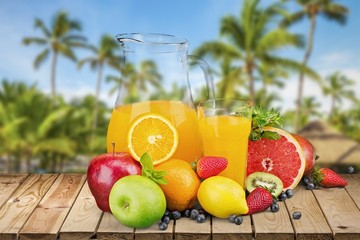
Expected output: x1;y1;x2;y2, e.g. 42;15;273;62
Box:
344;174;360;209
313;187;360;240
174;217;211;240
212;216;252;240
135;220;174;240
19;174;86;240
96;212;134;240
59;180;102;240
251;202;294;240
285;187;333;240
0;174;29;209
0;174;58;240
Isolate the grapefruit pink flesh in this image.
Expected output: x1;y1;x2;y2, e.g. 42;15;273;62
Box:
247;127;306;190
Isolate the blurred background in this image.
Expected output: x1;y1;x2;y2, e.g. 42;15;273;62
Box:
1;0;359;173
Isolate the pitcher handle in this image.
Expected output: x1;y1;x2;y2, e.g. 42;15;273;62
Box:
188;55;215;100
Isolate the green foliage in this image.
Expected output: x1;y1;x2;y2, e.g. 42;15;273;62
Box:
250;106;283;141
140;153;168;185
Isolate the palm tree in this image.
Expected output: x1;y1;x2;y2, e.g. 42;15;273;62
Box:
22;11;87;103
321;71;355;118
281;0;349;131
193;0;319;104
78;34;121;130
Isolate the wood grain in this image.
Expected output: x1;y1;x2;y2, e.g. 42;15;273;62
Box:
174;217;211;240
0;174;58;240
0;174;28;209
19;174;86;240
285;187;333;240
59;181;102;240
96;212;134;240
212;216;252;240
251;202;294;240
344;174;360;209
135;220;174;240
313;186;360;240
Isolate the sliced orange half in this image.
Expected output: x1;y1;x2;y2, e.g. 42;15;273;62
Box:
127;113;178;165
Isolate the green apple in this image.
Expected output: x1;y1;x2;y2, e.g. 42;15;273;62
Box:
109;175;166;228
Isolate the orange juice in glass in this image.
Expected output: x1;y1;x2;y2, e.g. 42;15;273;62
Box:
107;100;203;163
197;99;252;188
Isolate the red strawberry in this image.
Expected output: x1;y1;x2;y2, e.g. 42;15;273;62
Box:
246;187;273;215
313;168;347;188
196;156;228;179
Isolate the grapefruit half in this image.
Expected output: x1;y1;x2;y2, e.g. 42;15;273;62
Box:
247;127;306;190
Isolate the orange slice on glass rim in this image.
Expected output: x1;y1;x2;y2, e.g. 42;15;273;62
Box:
127;113;178;165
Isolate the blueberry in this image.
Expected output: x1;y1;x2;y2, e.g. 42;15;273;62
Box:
190;209;199;220
347;166;355;174
306;182;315;190
234;216;243;225
286;189;294;198
171;211;181;220
159;221;168;230
272;199;278;205
164;210;170;216
198;209;206;215
293;211;302;220
182;209;191;218
161;215;171;224
278;192;287;201
196;214;206;223
228;214;236;223
302;176;310;185
270;203;280;212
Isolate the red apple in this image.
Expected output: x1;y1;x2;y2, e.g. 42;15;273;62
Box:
87;152;141;212
292;134;316;175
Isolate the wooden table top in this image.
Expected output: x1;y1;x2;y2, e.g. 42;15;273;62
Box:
0;173;359;240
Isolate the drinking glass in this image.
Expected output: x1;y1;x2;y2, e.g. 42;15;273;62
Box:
197;99;252;188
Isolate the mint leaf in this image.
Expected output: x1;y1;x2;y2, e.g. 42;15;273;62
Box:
140;152;154;176
250;107;283;141
139;152;168;185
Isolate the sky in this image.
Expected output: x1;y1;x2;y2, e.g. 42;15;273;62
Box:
0;0;359;115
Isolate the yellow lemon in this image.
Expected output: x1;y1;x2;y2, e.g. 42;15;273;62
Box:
197;176;248;218
127;113;178;165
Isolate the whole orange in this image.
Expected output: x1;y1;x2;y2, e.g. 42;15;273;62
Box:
155;159;200;211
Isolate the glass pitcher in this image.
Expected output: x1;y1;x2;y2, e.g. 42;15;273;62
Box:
106;33;215;163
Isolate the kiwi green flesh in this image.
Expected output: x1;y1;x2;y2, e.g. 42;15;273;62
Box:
246;172;284;197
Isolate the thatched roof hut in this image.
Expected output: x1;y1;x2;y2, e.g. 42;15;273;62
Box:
298;120;360;166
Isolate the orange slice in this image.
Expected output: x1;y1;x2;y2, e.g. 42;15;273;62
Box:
127;113;178;165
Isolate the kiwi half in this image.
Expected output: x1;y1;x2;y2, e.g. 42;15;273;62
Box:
246;172;284;197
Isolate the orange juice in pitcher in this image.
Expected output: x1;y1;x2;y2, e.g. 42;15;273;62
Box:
107;100;202;163
106;33;215;164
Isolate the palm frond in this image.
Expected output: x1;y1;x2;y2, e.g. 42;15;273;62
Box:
322;3;348;25
57;44;77;61
34;48;50;69
37;107;70;138
263;55;320;81
22;37;47;46
192;41;242;59
220;16;245;47
33;137;76;156
257;29;304;53
77;57;97;69
34;18;51;37
280;12;306;28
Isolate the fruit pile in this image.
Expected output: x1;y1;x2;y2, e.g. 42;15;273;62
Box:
87;110;350;230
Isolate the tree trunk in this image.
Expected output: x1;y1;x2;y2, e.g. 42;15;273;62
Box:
50;51;58;106
93;62;103;131
294;15;316;132
246;61;255;104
